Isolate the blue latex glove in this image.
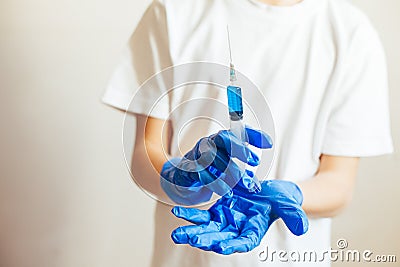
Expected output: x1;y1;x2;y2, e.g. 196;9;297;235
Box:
160;126;272;205
171;180;308;254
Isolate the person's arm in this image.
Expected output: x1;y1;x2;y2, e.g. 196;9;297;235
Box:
131;115;170;199
297;155;359;218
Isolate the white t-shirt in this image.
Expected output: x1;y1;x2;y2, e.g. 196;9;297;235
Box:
102;0;393;266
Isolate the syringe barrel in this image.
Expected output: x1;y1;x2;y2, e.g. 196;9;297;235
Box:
230;119;247;143
227;85;243;121
229;120;262;193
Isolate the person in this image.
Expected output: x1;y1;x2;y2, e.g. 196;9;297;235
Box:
102;0;393;266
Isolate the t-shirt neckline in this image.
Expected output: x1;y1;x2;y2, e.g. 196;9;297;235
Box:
237;0;324;24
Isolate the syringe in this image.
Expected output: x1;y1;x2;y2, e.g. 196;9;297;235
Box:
226;26;261;193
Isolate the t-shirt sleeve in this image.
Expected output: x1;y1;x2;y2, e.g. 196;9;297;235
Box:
322;21;394;157
102;0;172;119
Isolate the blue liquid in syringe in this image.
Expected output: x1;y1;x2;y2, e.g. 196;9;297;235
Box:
227;85;243;121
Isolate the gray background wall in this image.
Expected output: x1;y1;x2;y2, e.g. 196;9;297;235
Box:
0;0;398;266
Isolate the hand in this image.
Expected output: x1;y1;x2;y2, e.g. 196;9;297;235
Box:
160;126;273;205
170;180;308;254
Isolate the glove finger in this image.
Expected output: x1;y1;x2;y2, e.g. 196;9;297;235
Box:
223;157;254;188
171;222;220;244
213;130;260;166
204;151;245;192
205;150;256;192
188;231;239;250
200;167;233;197
245;126;273;149
272;200;309;236
198;151;236;196
209;161;254;192
171;206;211;224
236;170;262;193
